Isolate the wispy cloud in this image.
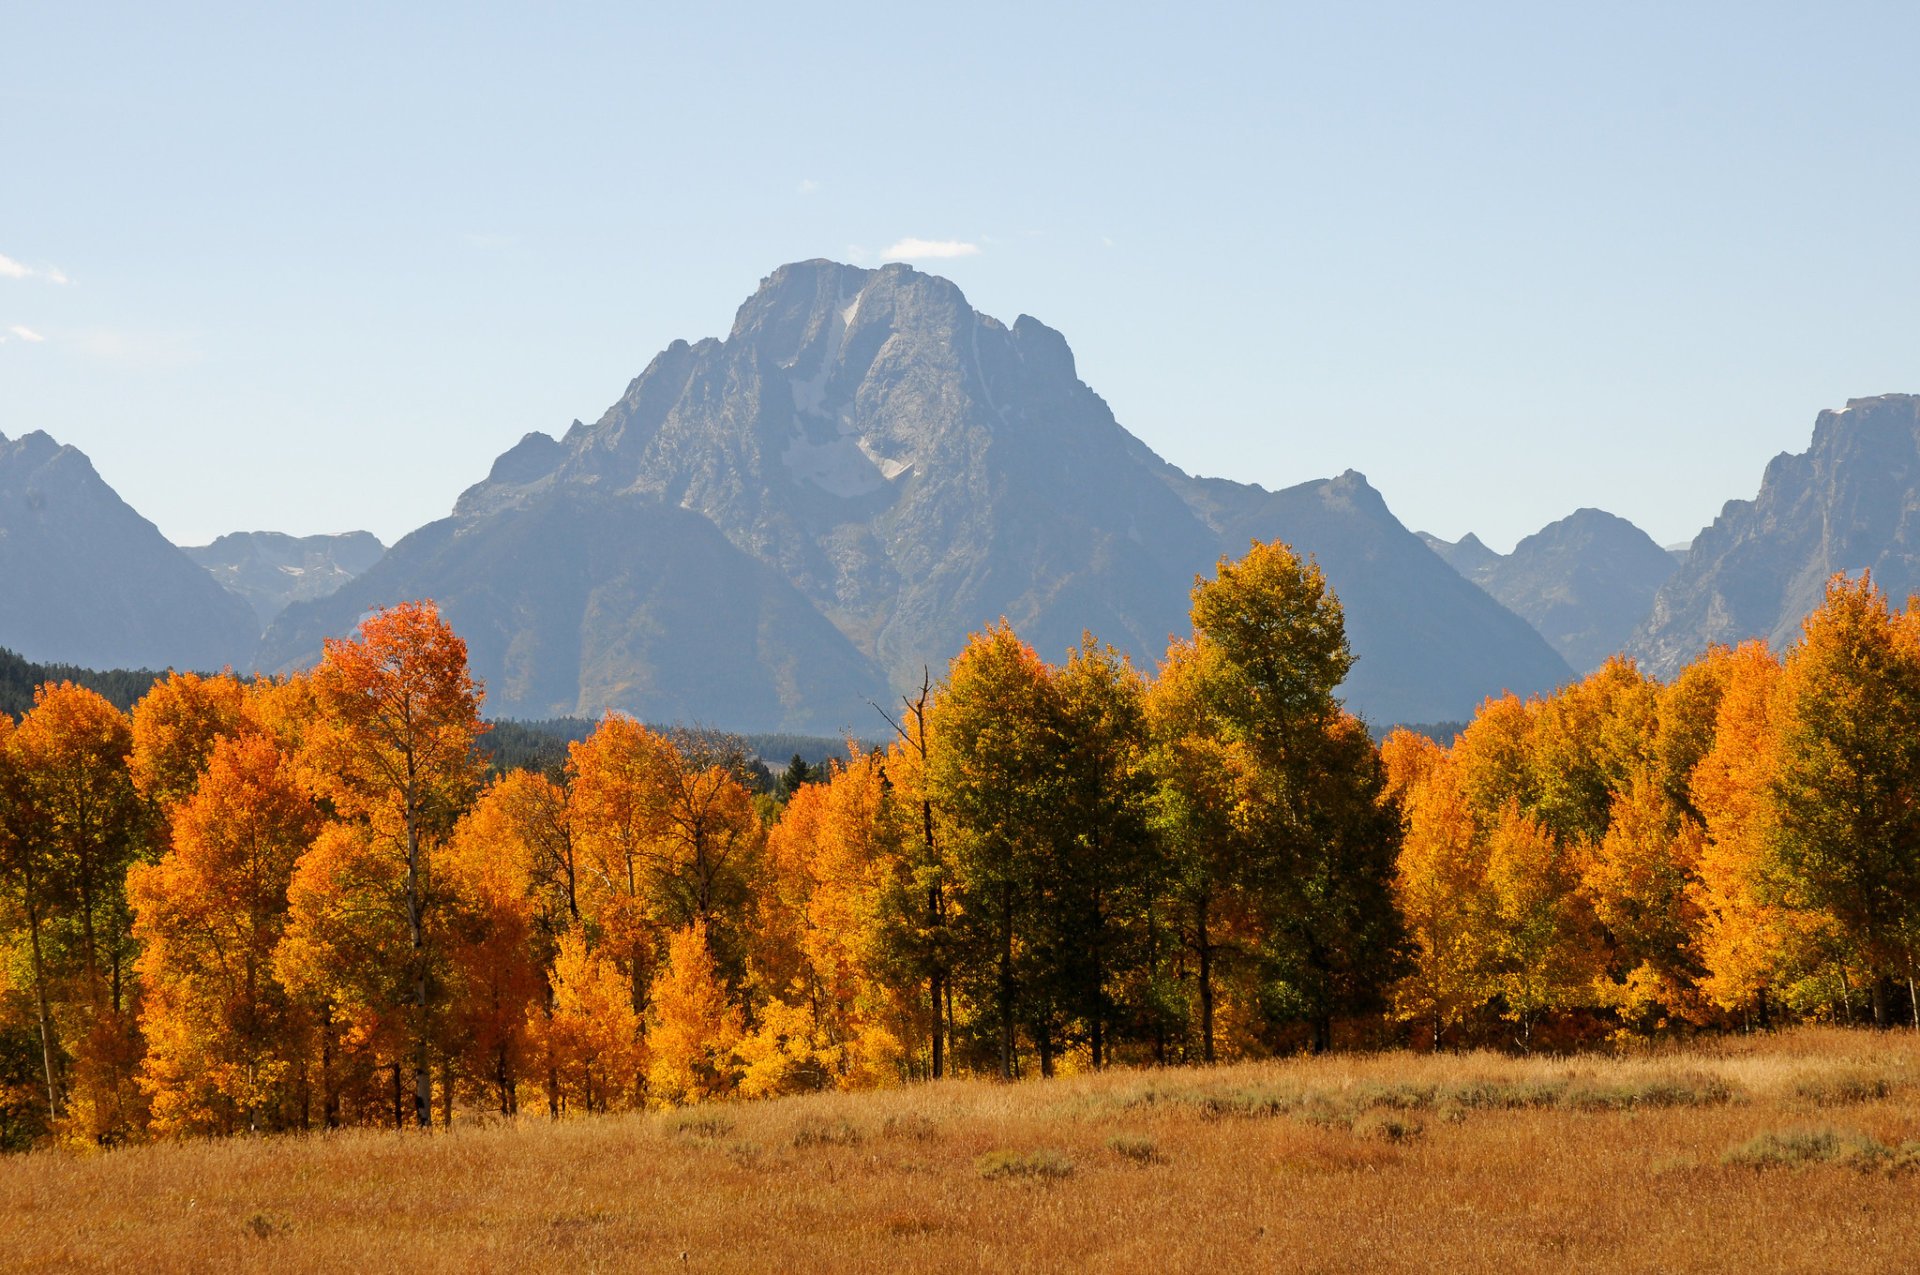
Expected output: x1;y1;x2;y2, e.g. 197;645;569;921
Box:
882;238;982;261
6;324;46;343
796;178;822;196
0;253;71;284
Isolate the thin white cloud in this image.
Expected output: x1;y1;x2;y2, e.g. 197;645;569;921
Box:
0;253;71;283
797;178;822;196
7;325;45;342
882;238;982;261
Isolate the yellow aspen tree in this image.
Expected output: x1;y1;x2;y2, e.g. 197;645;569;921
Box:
537;930;642;1114
644;919;742;1106
1381;731;1492;1047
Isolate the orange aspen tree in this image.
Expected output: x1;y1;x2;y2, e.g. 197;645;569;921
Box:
742;750;916;1095
128;671;251;813
567;716;677;1012
129;733;321;1134
276;819;414;1128
437;792;545;1118
1689;642;1809;1021
301;601;484;1129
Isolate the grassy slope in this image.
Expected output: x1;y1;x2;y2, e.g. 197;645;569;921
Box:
5;1029;1920;1273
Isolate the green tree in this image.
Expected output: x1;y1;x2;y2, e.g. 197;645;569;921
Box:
1767;573;1920;1027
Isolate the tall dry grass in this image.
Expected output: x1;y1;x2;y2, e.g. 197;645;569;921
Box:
4;1028;1920;1273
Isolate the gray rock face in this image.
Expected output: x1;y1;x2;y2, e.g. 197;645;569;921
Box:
1631;394;1920;676
185;530;386;629
1427;510;1676;674
264;260;1574;729
0;430;259;670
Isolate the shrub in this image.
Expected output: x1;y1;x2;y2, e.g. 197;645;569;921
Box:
1106;1134;1162;1164
976;1149;1074;1181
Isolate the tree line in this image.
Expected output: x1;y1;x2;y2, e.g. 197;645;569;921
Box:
0;544;1914;1148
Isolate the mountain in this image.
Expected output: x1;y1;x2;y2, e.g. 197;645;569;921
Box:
1425;510;1676;675
264;260;1572;729
1633;394;1920;676
0;431;259;671
185;530;386;628
1176;472;1574;720
1418;531;1502;579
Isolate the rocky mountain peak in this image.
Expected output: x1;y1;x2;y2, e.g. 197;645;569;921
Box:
0;431;259;670
1631;394;1920;675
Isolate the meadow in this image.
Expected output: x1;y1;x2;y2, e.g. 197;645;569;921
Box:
4;1028;1919;1273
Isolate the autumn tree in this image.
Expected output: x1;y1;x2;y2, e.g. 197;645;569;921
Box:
1484;802;1602;1048
535;931;642;1114
11;683;149;1141
1688;642;1814;1021
1184;540;1405;1053
301;601;484;1127
1766;573;1920;1026
128;670;251;813
645;919;742;1106
568;715;678;1015
1381;730;1492;1047
927;623;1061;1078
744;749;919;1095
0;712;61;1128
1145;637;1244;1062
129;733;321;1134
276;820;415;1128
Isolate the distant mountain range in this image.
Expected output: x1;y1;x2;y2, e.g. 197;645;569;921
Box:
186;531;385;628
1421;509;1676;675
260;260;1571;729
6;262;1914;728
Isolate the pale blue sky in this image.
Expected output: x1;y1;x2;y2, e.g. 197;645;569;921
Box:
4;3;1916;551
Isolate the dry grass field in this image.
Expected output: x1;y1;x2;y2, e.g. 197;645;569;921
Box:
5;1028;1920;1273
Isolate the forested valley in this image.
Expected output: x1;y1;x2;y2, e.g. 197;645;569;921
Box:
3;539;1919;1150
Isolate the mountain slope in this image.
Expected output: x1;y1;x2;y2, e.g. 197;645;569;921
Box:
267;260;1573;727
1178;471;1574;721
1425;509;1675;675
265;489;889;733
0;431;258;671
186;530;386;628
1632;395;1920;675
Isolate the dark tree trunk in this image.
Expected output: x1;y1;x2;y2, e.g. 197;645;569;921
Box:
1196;893;1216;1065
999;881;1016;1080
